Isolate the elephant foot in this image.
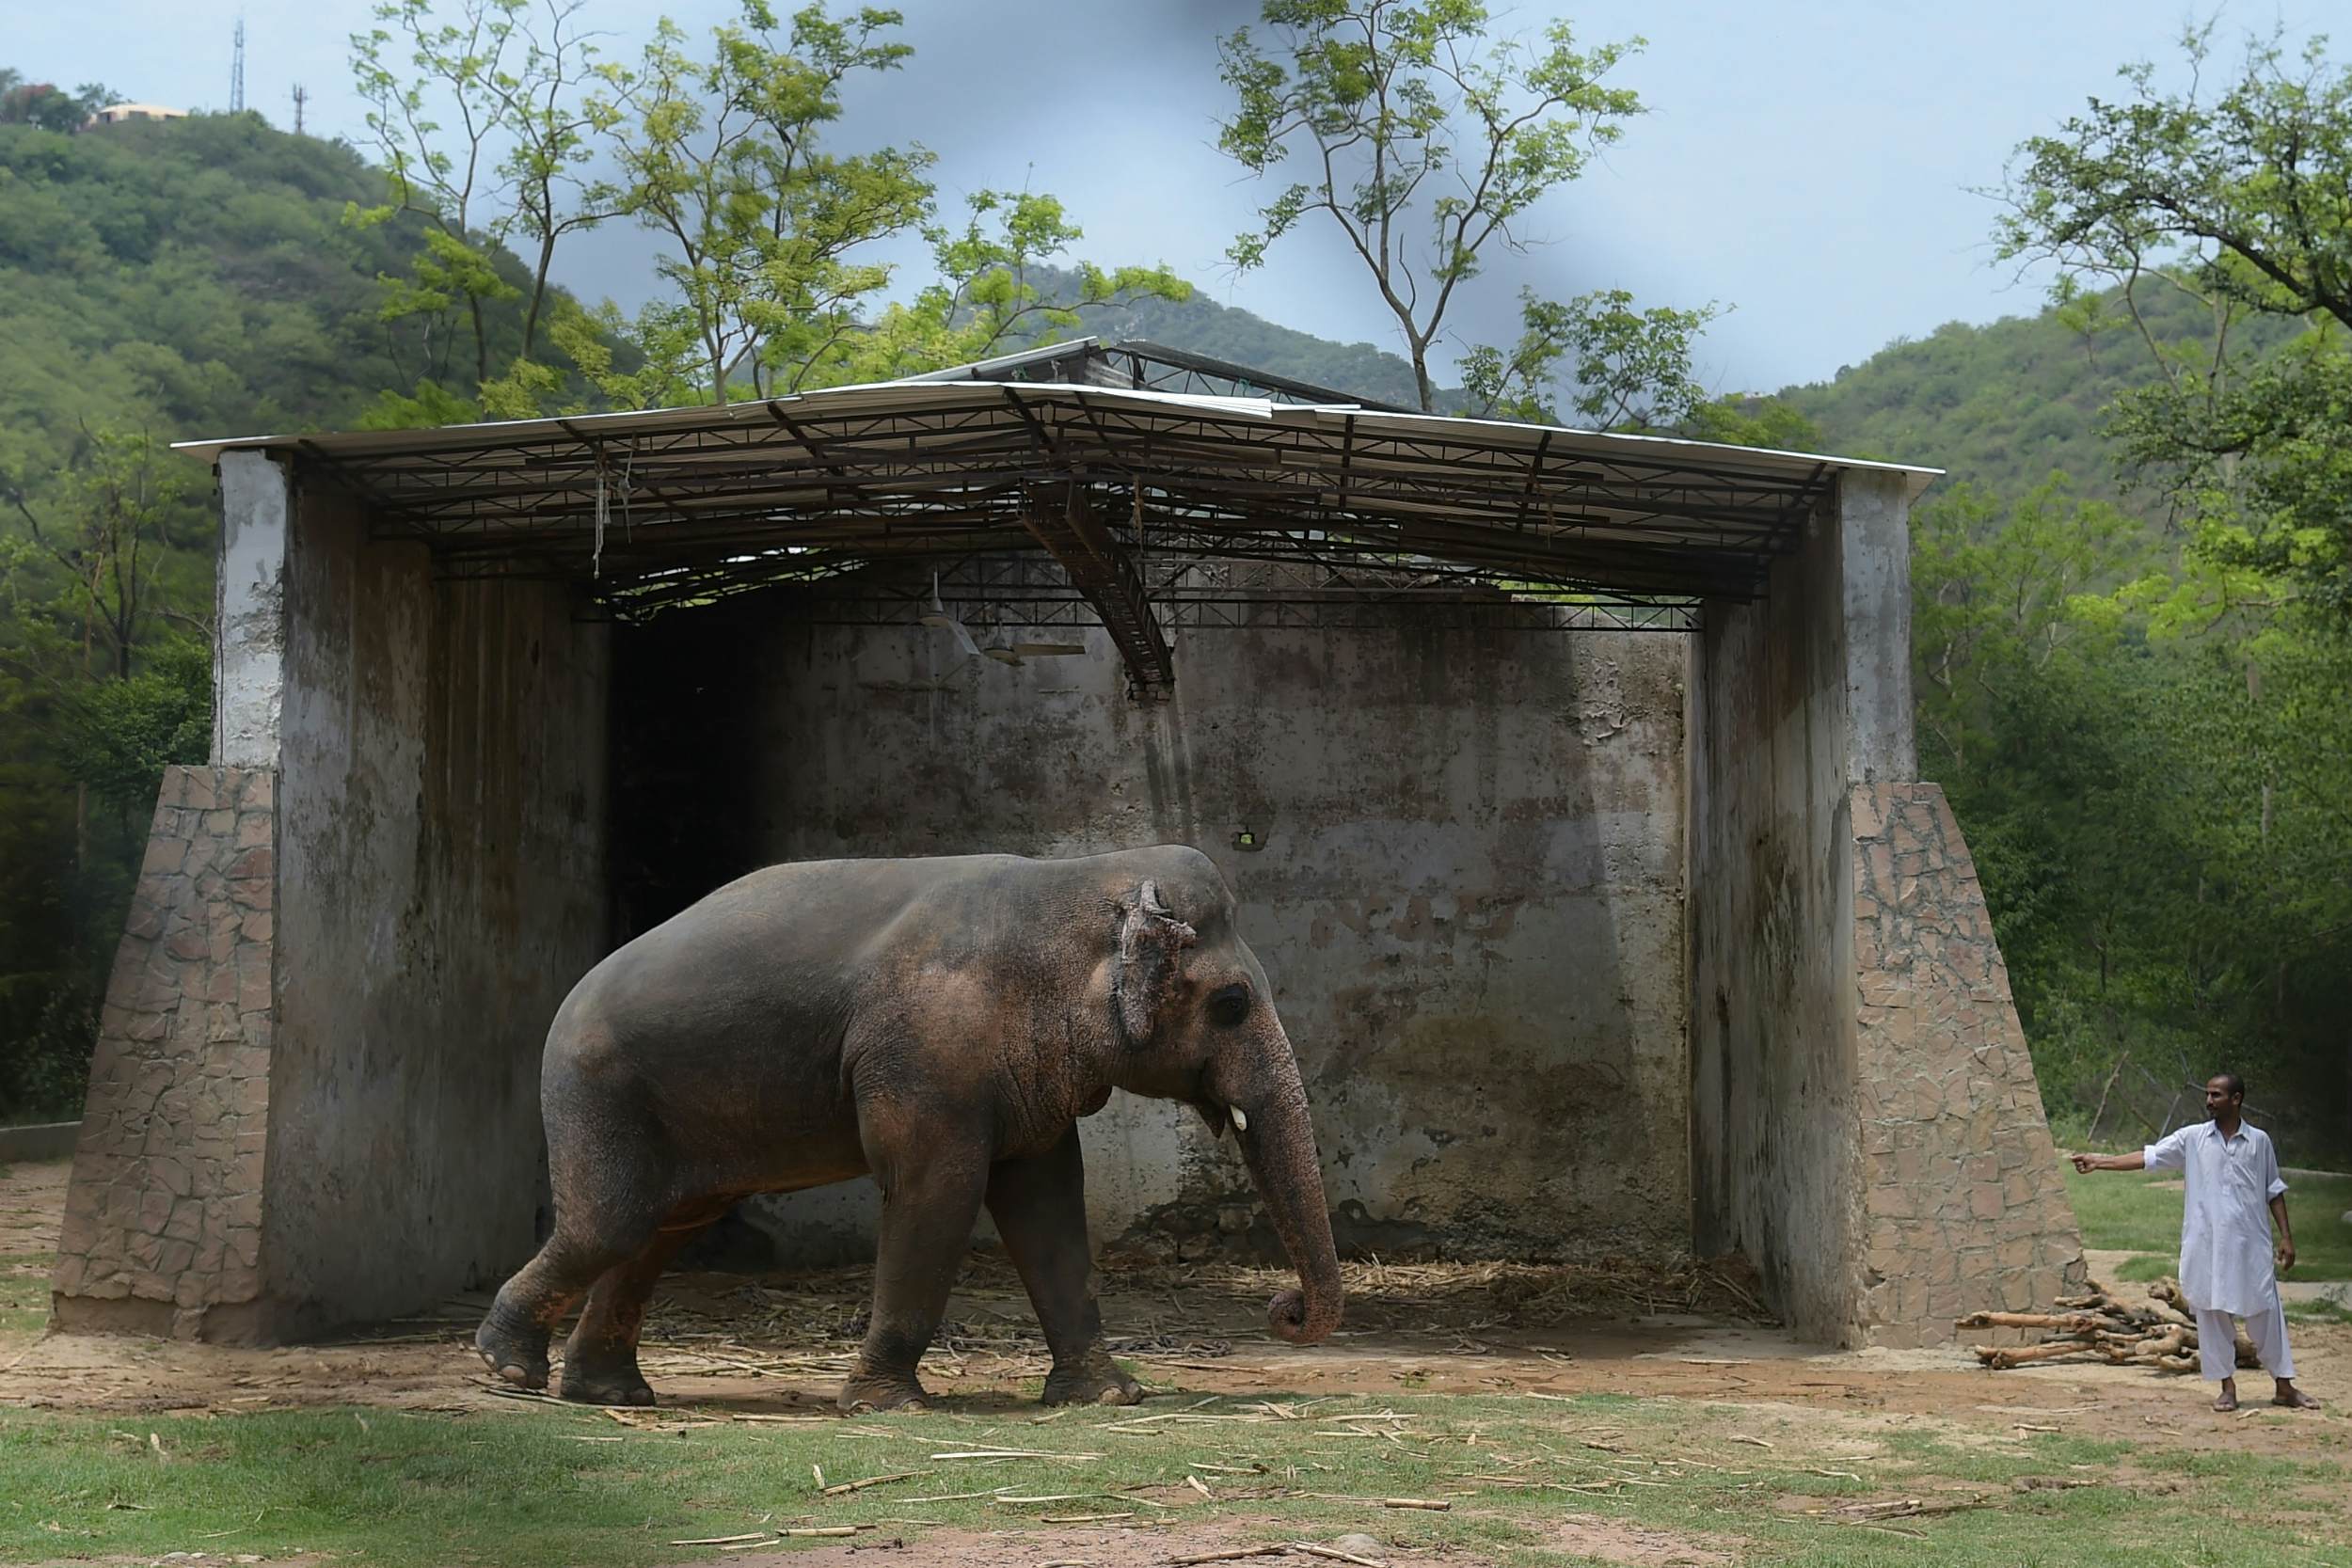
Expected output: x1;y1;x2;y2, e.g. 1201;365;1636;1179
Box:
1042;1351;1141;1408
839;1369;931;1414
475;1311;550;1391
559;1361;657;1407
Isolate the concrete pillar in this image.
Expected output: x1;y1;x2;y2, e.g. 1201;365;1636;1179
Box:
214;451;290;769
1836;467;1918;785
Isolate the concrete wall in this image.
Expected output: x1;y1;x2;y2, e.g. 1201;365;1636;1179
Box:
1687;485;1867;1340
266;482;609;1333
612;594;1691;1265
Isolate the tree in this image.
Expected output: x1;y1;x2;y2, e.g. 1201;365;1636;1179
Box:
1216;0;1712;417
1460;286;1720;430
1;429;204;689
56;638;212;816
810;190;1190;388
1679;392;1825;453
351;0;639;414
351;0;530;388
1;77;90;134
598;2;930;404
0;429;210;1123
1994;24;2352;622
483;0;626;366
1907;475;2145;781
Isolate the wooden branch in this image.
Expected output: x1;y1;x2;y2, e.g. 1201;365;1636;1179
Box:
1956;1311;2107;1335
1975;1341;2102;1369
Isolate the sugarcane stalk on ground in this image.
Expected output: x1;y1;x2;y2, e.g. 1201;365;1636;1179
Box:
1962;1278;2255;1372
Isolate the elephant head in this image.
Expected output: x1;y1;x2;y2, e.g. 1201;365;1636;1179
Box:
1103;856;1343;1346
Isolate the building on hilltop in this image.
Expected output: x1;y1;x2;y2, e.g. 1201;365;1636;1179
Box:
85;103;189;128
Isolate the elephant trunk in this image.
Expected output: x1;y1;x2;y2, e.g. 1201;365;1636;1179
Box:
1233;1028;1343;1344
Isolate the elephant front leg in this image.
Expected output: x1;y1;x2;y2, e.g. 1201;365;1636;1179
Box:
842;1145;989;1414
987;1127;1140;1407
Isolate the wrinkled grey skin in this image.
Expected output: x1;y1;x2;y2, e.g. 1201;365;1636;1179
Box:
475;844;1343;1410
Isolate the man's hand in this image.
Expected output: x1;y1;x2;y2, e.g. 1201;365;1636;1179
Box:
2071;1152;2099;1173
2278;1239;2296;1272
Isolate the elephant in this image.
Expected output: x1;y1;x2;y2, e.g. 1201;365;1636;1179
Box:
473;844;1343;1410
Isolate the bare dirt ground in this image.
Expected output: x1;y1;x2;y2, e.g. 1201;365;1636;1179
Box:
5;1155;2345;1469
642;1516;1742;1568
0;1156;59;1259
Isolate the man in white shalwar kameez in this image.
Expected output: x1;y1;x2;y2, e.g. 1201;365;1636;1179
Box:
2074;1073;2318;1411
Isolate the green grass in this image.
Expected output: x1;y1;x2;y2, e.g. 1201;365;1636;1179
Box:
2062;1164;2352;1283
2286;1298;2352;1326
0;1392;2344;1568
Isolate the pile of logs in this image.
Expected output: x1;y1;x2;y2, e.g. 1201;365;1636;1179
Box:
1961;1278;2257;1372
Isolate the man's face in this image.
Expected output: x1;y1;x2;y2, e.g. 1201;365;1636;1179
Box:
2204;1078;2242;1119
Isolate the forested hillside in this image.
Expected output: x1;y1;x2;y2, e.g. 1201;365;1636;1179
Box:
0;115;568;484
1776;284;2303;501
1034;268;1430;407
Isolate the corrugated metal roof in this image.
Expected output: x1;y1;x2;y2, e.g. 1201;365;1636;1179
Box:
172;343;1939;612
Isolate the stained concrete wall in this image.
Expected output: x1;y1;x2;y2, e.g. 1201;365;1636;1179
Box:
612;594;1691;1266
266;482;609;1333
1687;486;1864;1341
215;455;289;769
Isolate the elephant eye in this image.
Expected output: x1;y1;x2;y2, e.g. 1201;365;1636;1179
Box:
1208;985;1251;1028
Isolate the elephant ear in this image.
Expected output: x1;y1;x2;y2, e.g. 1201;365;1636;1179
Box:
1113;880;1198;1049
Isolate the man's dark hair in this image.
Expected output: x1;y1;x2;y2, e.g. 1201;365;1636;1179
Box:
2211;1070;2246;1100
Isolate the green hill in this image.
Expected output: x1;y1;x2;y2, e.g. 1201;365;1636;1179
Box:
1051;273;1432;408
1772;282;2301;508
0;111;566;491
0;106;2240;534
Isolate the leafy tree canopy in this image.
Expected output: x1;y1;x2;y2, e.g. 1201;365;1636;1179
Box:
1217;0;1714;418
1994;24;2352;624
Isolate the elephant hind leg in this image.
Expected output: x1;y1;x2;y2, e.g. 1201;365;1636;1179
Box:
477;1093;675;1389
558;1205;722;1406
476;1214;661;1390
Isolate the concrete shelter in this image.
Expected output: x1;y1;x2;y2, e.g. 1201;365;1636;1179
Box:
52;341;2086;1349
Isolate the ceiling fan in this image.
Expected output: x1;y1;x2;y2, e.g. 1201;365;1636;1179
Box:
920;575;1087;667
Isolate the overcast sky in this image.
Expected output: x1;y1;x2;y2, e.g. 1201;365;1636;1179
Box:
14;2;2340;393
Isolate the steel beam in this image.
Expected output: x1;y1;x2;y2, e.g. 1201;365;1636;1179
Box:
1018;482;1175;698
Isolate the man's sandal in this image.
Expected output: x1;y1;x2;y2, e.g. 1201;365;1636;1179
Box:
2212;1389;2239;1413
2273;1388;2321;1410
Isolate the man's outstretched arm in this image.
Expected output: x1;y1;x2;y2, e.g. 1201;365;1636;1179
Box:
2072;1150;2147;1173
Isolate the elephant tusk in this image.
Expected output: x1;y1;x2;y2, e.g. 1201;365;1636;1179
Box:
1230;1106;1248;1134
